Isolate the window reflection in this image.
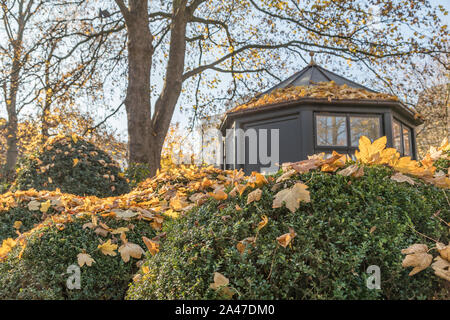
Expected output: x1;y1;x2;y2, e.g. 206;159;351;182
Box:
393;120;402;152
350;117;381;146
316;115;347;146
403;127;411;156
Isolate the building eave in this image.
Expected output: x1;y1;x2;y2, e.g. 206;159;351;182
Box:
219;98;423;133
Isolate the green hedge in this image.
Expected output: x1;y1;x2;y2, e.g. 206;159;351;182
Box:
15;136;129;197
127;166;449;300
0;207;50;242
0;214;156;300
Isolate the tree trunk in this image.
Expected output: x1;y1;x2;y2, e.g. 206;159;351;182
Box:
117;0;189;176
123;0;153;165
4;52;22;179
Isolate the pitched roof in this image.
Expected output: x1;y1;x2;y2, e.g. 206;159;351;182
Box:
260;62;376;95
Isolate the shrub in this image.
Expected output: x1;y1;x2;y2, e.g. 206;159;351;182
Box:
125;163;153;188
0;213;156;300
14;135;129;197
127;166;449;300
0;207;47;242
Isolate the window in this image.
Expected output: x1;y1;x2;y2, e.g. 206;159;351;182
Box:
316;115;347;146
403;127;412;156
350;116;381;147
393;120;402;151
315;113;382;154
392;119;413;156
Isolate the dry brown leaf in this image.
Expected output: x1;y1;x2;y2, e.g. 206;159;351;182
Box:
401;243;433;276
257;215;268;231
391;172;416;185
272;183;310;213
77;253;95;267
277;227;297;248
436;242;450;262
401;244;428;255
118;242;144;263
94;227;109;237
247;188;262;205
236;237;256;254
142;236;159;255
431;256;450;282
337;164;364;178
276;169;297;183
210;272;229;289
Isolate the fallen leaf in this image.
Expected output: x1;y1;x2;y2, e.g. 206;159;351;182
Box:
77;253;95;267
13;221;22;230
276;169;297;183
247;188;262;204
73;158;79;167
431;256;450;281
436;242;450;262
272;183;310;213
97;240;118;256
391;172;415;185
40;200;51;213
236;237;256;254
401;244;432;276
277;227;297;248
210;272;229;289
257;215;268;231
209;188;228;201
118;242;144;263
27;200;40;211
114;209;139;219
142;236;159;255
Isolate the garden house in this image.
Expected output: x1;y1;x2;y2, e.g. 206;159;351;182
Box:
220;58;423;174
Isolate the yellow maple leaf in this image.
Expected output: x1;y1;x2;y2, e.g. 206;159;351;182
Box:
97;240;118;256
40;200;51;213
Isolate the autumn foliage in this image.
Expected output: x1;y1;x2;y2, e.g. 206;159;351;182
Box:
228;81;401;114
0;136;448;299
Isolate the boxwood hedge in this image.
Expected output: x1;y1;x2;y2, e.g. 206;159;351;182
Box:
127;166;449;300
0;214;156;300
14;136;130;197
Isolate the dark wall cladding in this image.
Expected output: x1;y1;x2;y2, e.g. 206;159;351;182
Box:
224;103;419;173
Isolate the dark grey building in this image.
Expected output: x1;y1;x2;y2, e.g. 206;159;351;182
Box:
220;62;422;174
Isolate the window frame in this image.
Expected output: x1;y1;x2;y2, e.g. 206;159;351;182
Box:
393;118;413;157
313;112;383;155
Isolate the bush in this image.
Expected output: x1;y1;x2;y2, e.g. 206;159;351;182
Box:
0;207;47;242
14;135;129;197
127;166;449;300
0;213;156;300
125;163;153;188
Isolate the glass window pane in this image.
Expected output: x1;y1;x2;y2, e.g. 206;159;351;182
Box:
350;117;381;146
316;115;347;146
403;127;412;156
393;120;402;153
